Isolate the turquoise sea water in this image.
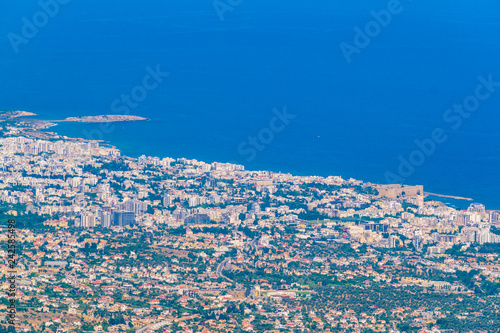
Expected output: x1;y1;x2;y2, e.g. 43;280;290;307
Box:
0;1;499;209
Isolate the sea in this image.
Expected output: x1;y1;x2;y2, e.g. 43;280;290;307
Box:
0;0;499;210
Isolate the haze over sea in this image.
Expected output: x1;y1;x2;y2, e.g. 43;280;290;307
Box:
1;1;499;209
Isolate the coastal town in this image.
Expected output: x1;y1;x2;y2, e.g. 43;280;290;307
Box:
1;117;500;333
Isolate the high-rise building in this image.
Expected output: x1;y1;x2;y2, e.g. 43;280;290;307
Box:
99;211;112;228
490;211;500;224
455;214;470;226
205;178;216;188
163;194;173;206
113;210;136;227
388;235;398;248
476;229;491;245
209;194;222;205
189;196;205;207
173;208;188;222
466;229;477;243
119;199;147;215
80;212;96;228
412;236;423;250
468;203;486;213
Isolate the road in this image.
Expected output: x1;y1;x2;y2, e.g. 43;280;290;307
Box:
216;257;231;278
216;257;244;290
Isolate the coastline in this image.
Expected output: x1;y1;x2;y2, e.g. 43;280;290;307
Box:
47;125;485;210
38;124;480;210
3;110;494;210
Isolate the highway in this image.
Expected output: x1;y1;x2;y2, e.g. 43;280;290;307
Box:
216;257;244;290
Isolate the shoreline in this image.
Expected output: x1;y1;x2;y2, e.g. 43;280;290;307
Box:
43;124;488;209
38;126;488;209
2;110;494;210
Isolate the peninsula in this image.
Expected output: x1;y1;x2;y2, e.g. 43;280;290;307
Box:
52;114;148;123
0;110;37;120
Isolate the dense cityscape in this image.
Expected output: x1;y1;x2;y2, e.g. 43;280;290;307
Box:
1;118;500;333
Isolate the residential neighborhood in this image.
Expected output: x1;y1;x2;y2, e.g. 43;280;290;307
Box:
1;121;500;332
